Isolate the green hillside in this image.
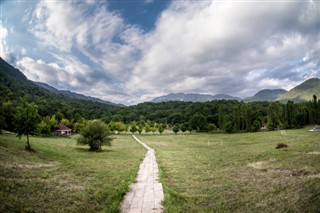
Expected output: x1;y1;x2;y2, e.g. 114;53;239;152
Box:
277;78;320;102
0;57;119;128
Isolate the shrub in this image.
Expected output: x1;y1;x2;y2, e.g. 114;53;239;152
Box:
77;120;113;151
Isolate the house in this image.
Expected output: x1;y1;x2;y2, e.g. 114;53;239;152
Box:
55;123;72;136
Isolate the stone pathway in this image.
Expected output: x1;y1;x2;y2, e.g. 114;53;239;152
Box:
121;135;164;213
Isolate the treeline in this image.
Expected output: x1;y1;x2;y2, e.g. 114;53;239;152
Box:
1;95;319;135
105;96;320;133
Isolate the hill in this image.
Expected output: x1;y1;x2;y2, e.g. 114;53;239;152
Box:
245;89;287;102
0;57;120;129
34;82;120;105
277;78;320;102
151;93;241;103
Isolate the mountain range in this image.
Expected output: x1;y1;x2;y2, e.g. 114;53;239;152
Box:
1;57;319;105
150;78;320;103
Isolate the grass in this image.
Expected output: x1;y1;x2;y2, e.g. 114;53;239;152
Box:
139;128;320;212
0;134;145;213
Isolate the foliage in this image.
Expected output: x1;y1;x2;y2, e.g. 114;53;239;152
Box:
14;99;41;150
224;121;234;133
77;120;113;151
189;113;207;131
36;115;58;136
207;123;217;132
130;122;138;134
251;120;261;132
158;124;164;134
172;125;179;134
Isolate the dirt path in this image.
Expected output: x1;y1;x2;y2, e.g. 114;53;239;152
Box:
121;135;164;213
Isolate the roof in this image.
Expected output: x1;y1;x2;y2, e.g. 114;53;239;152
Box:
57;123;71;131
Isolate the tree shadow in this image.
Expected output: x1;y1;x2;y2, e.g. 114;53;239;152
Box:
74;147;114;153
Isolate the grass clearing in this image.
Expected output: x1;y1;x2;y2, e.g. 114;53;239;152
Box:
139;128;320;212
0;134;145;212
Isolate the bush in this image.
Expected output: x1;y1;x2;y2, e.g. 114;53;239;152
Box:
77;120;113;151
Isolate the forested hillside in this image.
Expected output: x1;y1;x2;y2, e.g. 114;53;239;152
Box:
0;58;119;131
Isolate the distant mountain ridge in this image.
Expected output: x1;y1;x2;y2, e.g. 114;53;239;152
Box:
151;93;241;103
150;78;320;103
244;89;287;102
34;82;120;106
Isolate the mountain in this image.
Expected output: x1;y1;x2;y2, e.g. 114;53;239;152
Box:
277;78;320;102
34;82;120;106
0;57;121;107
151;93;241;103
244;89;287;102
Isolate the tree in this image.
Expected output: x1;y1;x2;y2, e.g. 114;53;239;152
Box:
14;99;41;150
145;124;151;134
251;120;261;132
189;113;207;131
77;120;113;151
180;122;188;134
138;124;144;134
158;124;164;134
36;115;58;136
130;122;137;134
224;121;234;133
172;125;179;134
208;123;217;132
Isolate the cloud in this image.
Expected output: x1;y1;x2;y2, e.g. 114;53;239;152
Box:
13;0;320;105
126;1;320;100
0;23;13;62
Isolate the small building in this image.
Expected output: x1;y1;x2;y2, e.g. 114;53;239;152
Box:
55;123;71;136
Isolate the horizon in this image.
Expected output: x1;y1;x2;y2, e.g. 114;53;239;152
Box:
1;0;319;105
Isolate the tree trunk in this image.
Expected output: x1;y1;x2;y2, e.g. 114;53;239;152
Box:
26;131;31;150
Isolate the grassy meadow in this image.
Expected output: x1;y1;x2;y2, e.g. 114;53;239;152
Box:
0;134;145;212
139;128;320;212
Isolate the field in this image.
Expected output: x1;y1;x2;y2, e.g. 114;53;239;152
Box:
0;134;145;212
139;128;320;212
1;129;319;213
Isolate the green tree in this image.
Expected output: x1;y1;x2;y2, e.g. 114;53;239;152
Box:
189;113;207;131
208;123;217;132
158;124;164;134
224;121;234;133
145;124;151;134
14;99;41;150
251;120;261;132
180;122;188;134
172;125;179;134
138;124;144;135
130;122;137;134
77;120;112;151
36;120;51;135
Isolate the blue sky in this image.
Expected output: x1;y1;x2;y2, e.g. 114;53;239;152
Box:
1;0;319;105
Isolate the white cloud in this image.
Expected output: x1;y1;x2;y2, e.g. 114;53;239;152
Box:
125;1;320;101
0;23;12;61
14;0;320;105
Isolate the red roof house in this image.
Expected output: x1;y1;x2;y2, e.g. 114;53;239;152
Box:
55;123;71;136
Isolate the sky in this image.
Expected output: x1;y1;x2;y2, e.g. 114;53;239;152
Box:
0;0;319;105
